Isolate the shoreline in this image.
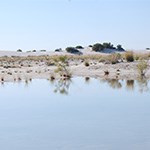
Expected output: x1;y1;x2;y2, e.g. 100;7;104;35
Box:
0;50;150;83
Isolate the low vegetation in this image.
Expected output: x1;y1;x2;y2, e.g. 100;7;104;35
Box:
108;53;121;64
0;49;149;82
55;48;62;52
76;45;83;49
137;60;148;77
66;47;82;54
17;49;22;52
124;51;134;62
92;43;104;52
40;50;46;52
84;60;90;67
54;56;72;79
92;42;124;52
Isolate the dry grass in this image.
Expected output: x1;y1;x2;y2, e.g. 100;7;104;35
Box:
0;52;149;69
124;51;134;62
137;60;148;76
134;53;150;60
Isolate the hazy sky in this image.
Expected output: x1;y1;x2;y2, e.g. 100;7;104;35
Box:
0;0;150;51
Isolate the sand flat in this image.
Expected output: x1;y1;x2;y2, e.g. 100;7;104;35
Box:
0;49;150;82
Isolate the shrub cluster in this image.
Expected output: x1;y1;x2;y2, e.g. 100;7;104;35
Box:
66;47;82;54
17;49;22;52
92;42;124;52
76;45;83;49
92;43;104;52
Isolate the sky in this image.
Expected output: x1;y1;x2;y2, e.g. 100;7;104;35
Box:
0;0;150;51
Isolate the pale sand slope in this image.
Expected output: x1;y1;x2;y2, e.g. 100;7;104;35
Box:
0;49;150;82
0;47;125;56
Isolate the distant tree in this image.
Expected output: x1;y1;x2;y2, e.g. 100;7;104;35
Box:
117;44;124;51
102;42;115;49
66;47;82;54
32;50;36;52
40;50;46;52
75;45;83;49
88;45;93;48
55;48;62;52
92;43;104;52
17;49;22;52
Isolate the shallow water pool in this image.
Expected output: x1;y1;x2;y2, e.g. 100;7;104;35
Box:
0;77;150;150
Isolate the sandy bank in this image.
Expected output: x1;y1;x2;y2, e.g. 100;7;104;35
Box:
0;49;150;83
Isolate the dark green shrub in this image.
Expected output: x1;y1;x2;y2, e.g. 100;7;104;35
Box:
92;43;104;52
17;49;22;52
66;47;82;54
88;45;93;47
102;42;115;49
76;45;83;49
55;48;62;52
117;44;124;51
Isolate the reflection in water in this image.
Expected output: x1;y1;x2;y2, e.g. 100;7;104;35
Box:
99;78;149;93
0;77;149;94
126;80;134;91
137;77;149;93
52;78;72;95
24;78;32;87
84;77;90;84
101;79;122;89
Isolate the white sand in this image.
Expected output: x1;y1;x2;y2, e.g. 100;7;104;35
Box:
0;49;150;82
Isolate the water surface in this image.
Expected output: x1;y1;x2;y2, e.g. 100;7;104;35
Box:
0;77;150;150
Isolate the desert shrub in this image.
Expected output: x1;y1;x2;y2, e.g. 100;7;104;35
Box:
88;45;93;47
104;70;109;75
76;45;83;49
66;47;81;54
102;42;115;49
50;75;55;81
84;61;90;67
117;44;125;51
125;51;134;62
46;61;55;66
40;50;46;52
58;56;68;63
55;48;62;52
109;53;121;64
139;54;149;60
17;49;22;52
134;54;140;60
54;56;71;79
134;53;149;61
137;60;148;76
92;43;104;52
